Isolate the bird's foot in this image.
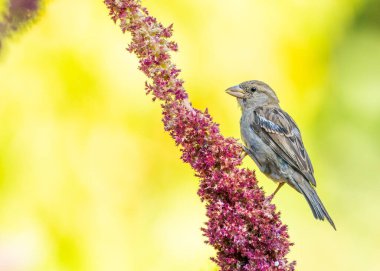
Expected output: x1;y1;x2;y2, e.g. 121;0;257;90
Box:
239;143;249;159
265;194;275;203
266;183;285;202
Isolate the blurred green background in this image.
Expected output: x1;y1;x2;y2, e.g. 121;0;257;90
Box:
0;0;380;270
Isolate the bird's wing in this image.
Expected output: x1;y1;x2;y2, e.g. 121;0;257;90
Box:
253;106;316;186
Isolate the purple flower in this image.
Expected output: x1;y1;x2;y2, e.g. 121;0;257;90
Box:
105;1;296;270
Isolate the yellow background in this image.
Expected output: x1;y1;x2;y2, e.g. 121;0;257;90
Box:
1;0;380;270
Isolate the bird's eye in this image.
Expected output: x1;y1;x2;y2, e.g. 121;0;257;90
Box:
250;87;257;92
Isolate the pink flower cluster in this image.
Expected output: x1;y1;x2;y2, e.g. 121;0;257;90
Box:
105;1;295;270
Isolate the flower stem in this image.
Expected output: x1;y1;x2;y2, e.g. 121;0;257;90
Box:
104;1;295;270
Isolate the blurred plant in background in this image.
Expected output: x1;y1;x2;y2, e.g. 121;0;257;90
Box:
0;0;380;271
0;0;42;49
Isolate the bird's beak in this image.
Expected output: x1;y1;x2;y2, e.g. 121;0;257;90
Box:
225;85;245;98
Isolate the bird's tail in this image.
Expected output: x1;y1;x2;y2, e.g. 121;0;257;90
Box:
293;177;336;230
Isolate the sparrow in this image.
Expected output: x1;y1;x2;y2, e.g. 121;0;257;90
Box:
226;80;335;229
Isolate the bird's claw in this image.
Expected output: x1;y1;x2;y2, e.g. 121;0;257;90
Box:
240;152;248;159
239;143;249;159
265;193;276;203
266;183;285;202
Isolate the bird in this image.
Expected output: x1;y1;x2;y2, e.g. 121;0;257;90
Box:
225;80;336;230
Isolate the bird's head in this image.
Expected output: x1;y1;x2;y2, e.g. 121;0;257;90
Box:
225;80;279;109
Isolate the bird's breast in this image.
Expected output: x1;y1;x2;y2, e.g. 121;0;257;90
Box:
240;112;268;154
240;111;286;182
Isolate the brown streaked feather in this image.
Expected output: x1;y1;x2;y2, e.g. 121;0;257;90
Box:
253;106;316;186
